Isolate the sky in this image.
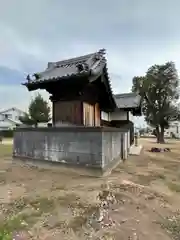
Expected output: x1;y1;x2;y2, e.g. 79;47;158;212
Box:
0;0;180;126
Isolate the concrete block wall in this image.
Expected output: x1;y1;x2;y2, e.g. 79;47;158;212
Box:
13;127;128;173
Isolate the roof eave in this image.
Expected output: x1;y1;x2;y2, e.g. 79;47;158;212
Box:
22;82;38;92
116;104;142;116
22;71;91;92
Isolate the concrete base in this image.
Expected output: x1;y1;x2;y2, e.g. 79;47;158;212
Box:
12;155;122;178
129;144;143;156
12;157;103;177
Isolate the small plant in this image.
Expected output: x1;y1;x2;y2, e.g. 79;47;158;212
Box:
0;230;12;240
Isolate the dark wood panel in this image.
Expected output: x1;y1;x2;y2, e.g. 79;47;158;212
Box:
53;101;83;125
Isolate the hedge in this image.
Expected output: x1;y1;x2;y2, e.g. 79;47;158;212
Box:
0;130;14;138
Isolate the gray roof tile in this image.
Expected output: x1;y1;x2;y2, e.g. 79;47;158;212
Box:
27;49;106;84
114;93;141;108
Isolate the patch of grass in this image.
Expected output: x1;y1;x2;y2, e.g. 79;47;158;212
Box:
68;205;99;232
51;184;66;191
0;230;12;240
0;205;46;238
5;193;84;218
164;163;180;172
0;173;6;184
4;196;56;218
0;145;12;158
56;193;86;209
0;214;31;237
29;197;56;213
134;172;166;185
113;191;130;202
160;215;180;240
155;173;166;180
167;182;180;193
3;198;29;216
134;175;153;185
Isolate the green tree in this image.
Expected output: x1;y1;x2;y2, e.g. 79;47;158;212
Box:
19;94;51;127
139;128;146;136
132;62;180;143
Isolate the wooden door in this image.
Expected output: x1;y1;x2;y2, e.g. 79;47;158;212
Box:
94;103;100;126
83;102;94;126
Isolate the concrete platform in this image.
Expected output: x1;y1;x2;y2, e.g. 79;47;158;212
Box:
12;154;122;178
129;144;143;156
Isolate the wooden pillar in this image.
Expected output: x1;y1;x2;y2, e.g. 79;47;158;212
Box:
94;103;101;126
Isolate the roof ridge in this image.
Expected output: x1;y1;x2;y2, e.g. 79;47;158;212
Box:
47;48;106;68
0;107;25;114
114;92;137;98
48;53;94;68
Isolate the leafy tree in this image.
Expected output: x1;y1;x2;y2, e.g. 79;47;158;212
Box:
19;94;51;127
139;128;146;136
132;62;180;143
19;113;34;126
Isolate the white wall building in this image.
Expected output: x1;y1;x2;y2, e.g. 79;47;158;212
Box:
0;107;25;130
165;121;180;138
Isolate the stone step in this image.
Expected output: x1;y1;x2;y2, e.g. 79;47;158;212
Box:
129;144;143;156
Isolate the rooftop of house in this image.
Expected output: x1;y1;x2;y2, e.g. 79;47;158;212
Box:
0;107;25;115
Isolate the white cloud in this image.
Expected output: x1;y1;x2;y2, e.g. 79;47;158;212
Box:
1;0;180;127
1;43;180;112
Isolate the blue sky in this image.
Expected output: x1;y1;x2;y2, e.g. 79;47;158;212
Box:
0;0;180;126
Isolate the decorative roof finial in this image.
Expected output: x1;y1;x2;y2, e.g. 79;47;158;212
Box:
98;48;106;55
26;74;31;82
76;63;84;72
33;73;41;80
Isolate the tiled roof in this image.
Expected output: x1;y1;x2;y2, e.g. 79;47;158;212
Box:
0;107;25;115
114;93;141;109
25;49;107;84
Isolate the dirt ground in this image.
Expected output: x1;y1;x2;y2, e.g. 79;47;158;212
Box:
0;139;180;239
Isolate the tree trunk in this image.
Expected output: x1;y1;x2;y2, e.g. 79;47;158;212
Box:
159;125;165;143
156;125;165;143
156;126;160;143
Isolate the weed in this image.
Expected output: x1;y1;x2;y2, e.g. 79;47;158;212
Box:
68;205;99;232
0;230;12;240
160;215;180;240
167;182;180;193
135;172;166;185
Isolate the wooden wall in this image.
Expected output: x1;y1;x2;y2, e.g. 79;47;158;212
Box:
53;101;83;125
83;102;100;126
94;103;101;126
53;100;101;126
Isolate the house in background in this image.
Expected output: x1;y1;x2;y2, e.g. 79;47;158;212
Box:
0;107;25;130
164;121;180;138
